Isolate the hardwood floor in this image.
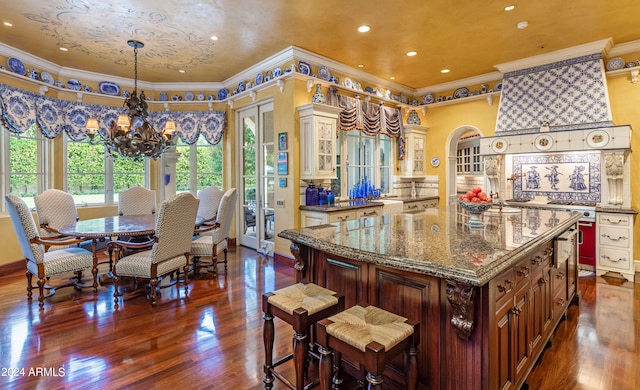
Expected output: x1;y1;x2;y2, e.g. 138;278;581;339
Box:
0;247;637;390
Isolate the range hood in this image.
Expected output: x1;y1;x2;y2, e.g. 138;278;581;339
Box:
481;45;631;155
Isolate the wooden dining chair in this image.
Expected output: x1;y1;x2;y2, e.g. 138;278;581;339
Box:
118;186;156;216
5;194;98;309
110;192;200;307
34;188;102;252
191;188;238;277
196;185;224;224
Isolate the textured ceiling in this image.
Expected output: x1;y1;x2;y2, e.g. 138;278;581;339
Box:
1;0;640;88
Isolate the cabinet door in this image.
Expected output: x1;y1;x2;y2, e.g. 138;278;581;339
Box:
513;282;530;384
495;300;515;390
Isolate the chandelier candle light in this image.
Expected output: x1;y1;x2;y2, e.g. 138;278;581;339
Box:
86;40;176;159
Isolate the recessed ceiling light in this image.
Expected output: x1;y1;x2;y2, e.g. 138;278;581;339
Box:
59;47;68;52
390;76;395;80
406;51;417;57
357;25;371;33
210;35;219;41
440;69;450;73
357;64;364;68
3;22;13;27
517;21;529;29
504;5;515;11
178;69;185;73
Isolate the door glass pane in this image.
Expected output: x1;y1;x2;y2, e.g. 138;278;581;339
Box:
262;110;275;241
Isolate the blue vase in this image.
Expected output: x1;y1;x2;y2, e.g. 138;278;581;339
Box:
318;187;327;205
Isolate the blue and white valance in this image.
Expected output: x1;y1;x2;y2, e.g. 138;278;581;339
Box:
0;84;227;145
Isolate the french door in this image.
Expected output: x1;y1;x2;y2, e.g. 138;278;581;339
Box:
238;101;275;251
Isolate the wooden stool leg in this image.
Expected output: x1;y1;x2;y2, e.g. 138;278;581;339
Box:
262;313;275;389
318;345;333;390
333;351;343;390
366;372;383;390
406;346;418;390
293;330;307;390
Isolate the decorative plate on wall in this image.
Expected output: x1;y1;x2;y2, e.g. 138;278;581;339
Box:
534;134;554;151
431;157;440;167
491;138;508;153
586;129;610;148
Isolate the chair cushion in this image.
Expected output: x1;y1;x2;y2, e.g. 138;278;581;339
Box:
27;247;94;278
115;250;188;278
325;305;413;352
268;283;339;316
190;235;226;257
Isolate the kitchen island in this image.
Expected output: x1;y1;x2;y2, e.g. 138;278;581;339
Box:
279;205;581;390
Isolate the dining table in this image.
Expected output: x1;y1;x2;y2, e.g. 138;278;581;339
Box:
58;214;207;284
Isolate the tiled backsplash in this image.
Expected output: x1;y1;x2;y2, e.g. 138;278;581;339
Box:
496;53;613;134
512;152;601;202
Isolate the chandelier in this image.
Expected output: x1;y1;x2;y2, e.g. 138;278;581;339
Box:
86;40;175;160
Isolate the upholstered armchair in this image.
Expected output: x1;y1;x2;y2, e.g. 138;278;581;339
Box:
34;189;80;239
110;192;199;307
191;188;238;277
5;194;98;309
118;186;156;216
196;185;224;224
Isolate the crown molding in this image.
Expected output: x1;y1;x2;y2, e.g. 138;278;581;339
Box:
415;72;504;95
494;38;613;73
0;42;62;74
606;39;640;57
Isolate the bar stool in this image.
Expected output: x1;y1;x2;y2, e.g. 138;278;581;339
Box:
262;282;344;390
316;305;420;390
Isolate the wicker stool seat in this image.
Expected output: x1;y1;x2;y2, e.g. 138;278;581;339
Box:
316;305;420;390
262;283;344;390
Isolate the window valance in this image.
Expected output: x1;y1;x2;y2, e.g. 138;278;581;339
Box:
0;84;226;145
335;95;403;138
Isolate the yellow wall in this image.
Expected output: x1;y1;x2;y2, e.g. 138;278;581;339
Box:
1;71;639;267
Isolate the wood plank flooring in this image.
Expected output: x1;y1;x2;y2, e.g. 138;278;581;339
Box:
0;247;637;389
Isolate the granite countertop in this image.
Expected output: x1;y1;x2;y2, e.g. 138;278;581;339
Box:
595;206;638;214
299;195;439;212
299;200;384;212
279;205;581;287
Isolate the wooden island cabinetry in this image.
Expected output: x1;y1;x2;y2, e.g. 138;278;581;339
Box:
280;206;580;389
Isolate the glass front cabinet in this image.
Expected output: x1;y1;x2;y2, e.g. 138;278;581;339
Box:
398;124;428;178
298;103;343;181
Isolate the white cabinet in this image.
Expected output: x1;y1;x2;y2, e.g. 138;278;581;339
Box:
403;198;438;212
398;124;428;178
596;212;635;281
298;103;343;181
301;206;382;227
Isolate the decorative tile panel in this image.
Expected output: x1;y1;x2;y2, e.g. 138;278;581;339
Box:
512;152;601;202
496;54;613;134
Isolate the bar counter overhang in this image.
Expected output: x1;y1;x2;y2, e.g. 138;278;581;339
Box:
279;205;582;389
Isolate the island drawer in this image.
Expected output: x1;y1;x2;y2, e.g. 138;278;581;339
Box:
598;213;630;227
492;267;516;306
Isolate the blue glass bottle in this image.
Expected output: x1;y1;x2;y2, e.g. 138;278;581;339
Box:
326;189;335;205
305;184;318;206
318;187;327;205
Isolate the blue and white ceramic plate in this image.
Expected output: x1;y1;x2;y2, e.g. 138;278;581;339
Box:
99;81;121;96
606;57;625;71
255;72;263;86
625;61;637;68
318;65;331;81
273;67;282;78
454;87;469;99
217;88;228;100
364;86;375;94
196;92;205;101
159;92;168;101
298;61;311;75
343;77;353;89
423;93;434;104
495;82;503;91
238;81;245;93
184;91;194;101
8;57;26;75
67;79;82;91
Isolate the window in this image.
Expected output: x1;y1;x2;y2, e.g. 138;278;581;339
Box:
2;124;49;209
175;136;223;194
336;131;392;198
456;134;483;175
64;135;148;205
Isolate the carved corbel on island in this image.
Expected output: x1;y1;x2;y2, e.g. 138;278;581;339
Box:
446;280;477;340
